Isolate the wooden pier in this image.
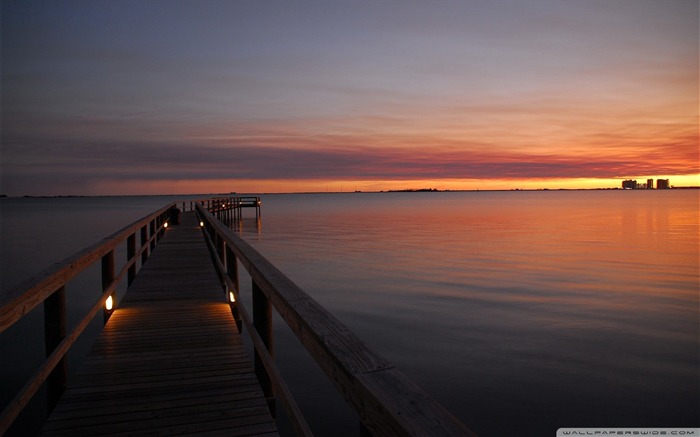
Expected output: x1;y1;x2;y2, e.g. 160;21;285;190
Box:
1;199;475;437
40;212;277;436
185;196;261;222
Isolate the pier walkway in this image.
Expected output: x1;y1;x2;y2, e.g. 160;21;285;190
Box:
40;212;278;436
2;200;474;436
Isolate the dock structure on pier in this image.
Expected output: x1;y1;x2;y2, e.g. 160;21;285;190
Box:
185;196;261;222
41;212;277;436
0;200;475;437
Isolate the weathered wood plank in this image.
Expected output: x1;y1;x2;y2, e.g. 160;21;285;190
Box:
50;389;267;416
41;212;278;436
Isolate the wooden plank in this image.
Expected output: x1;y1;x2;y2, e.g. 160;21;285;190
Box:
41;212;278;436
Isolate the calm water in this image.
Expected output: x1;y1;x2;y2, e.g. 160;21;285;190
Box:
1;191;698;436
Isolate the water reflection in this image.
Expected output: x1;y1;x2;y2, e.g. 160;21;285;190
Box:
237;191;699;436
223;215;262;234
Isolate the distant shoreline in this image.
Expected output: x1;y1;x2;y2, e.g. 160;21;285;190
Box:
2;186;698;199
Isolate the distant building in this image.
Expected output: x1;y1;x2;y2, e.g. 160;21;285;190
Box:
647;179;654;189
622;180;637;189
657;179;670;189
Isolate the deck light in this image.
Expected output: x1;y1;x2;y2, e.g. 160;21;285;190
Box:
105;295;114;311
228;291;236;303
200;221;204;227
164;222;168;228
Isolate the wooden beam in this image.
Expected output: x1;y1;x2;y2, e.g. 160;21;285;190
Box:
43;286;66;412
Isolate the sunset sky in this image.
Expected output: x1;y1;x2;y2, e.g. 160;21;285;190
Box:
2;0;698;195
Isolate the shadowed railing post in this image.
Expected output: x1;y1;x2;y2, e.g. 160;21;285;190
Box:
253;280;275;417
149;220;156;251
214;231;227;292
102;251;115;324
43;285;66;413
216;233;225;265
226;245;241;331
127;233;136;286
226;245;239;292
140;225;149;264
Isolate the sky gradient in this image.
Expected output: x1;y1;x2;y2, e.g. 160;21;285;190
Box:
2;0;698;195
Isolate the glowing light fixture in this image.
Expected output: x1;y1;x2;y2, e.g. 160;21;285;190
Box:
105;295;114;311
228;291;236;303
164;222;168;228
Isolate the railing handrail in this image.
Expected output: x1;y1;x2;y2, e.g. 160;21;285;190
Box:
0;203;175;331
196;204;475;436
0;202;176;435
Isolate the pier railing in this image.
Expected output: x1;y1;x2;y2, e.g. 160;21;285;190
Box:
196;203;475;436
0;203;176;434
180;196;261;220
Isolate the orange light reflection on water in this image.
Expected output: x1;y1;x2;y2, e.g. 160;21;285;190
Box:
237;189;699;434
314;190;700;314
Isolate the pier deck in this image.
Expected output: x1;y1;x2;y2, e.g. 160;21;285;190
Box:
41;212;278;436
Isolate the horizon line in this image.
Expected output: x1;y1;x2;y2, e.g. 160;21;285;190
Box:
3;185;699;199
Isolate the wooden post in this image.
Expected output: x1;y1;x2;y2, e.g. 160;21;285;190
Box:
216;233;225;264
141;225;149;264
43;286;66;413
226;246;239;293
149;219;156;251
253;280;275;417
127;233;136;286
102;250;115;324
215;232;226;288
226;246;241;331
157;214;164;240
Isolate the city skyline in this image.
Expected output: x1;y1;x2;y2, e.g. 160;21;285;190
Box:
2;1;698;196
622;178;672;190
